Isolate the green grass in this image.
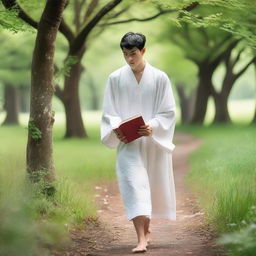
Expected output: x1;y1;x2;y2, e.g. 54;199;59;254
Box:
178;125;256;234
0;123;116;214
0;112;117;255
53;124;116;182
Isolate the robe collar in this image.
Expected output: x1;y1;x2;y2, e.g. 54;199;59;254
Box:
126;61;150;86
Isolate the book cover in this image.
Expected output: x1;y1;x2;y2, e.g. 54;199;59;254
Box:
114;115;145;143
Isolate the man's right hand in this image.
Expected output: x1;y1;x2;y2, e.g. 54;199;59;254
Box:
113;129;128;144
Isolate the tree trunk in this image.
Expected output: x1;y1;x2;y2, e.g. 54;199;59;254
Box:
26;0;67;183
191;65;213;124
252;104;256;123
176;84;195;124
212;70;234;123
213;93;231;123
57;59;88;138
2;84;19;125
88;74;99;110
19;84;30;113
251;63;256;124
212;48;255;124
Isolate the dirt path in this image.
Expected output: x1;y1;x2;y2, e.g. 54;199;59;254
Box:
52;133;225;256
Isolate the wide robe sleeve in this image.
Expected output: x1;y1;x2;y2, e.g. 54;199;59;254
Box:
147;72;176;153
100;76;122;148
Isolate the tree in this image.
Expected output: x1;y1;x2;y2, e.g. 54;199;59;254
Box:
167;23;239;123
2;0;125;137
19;84;30;113
0;31;33;125
2;0;198;137
211;44;255;123
2;0;129;137
177;0;256;123
26;0;67;183
2;84;19;124
87;73;99;110
252;63;256;123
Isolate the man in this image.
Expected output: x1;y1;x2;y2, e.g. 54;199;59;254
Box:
101;32;176;253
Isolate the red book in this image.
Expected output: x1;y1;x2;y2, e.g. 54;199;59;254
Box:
114;115;145;143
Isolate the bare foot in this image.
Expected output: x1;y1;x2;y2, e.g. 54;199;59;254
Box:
132;241;147;253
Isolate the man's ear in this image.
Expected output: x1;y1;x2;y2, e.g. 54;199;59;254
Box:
141;48;146;55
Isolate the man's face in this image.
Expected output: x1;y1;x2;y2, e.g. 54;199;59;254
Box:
122;47;145;70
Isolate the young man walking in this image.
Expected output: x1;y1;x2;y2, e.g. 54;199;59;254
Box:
101;32;176;253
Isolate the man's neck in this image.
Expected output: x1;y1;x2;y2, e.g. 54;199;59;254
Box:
132;60;146;74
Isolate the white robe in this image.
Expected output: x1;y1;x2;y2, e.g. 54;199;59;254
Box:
101;62;176;221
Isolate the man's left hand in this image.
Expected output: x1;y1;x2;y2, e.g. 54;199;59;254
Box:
138;124;152;137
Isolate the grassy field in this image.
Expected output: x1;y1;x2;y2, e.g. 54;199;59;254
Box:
0;112;117;256
178;125;256;231
0;119;117;220
179;124;256;255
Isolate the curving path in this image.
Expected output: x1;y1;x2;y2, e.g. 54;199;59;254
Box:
52;132;225;256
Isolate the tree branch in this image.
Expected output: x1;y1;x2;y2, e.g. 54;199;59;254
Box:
98;1;199;29
2;0;75;43
83;0;99;23
209;82;218;97
2;0;38;29
183;1;199;12
223;44;233;71
54;84;65;101
60;19;75;43
232;48;244;67
70;0;122;55
99;9;176;26
73;0;82;32
106;6;130;20
205;35;232;61
235;57;256;79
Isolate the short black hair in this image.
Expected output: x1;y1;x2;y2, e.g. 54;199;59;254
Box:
120;32;146;50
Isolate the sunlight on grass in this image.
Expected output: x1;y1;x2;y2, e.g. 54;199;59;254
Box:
180;125;256;233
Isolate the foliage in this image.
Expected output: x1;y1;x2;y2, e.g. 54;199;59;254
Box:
28;118;42;140
164;22;235;63
19;0;46;20
0;3;34;33
218;206;256;256
151;0;196;10
54;55;79;81
0;30;34;86
177;0;256;48
28;169;56;196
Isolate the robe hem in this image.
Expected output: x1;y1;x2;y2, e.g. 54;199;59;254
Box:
127;212;152;221
151;213;176;221
127;213;176;221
